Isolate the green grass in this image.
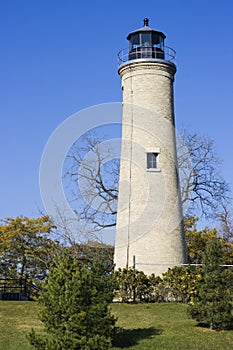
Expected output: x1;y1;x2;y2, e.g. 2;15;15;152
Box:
0;301;43;350
0;301;233;349
111;303;233;349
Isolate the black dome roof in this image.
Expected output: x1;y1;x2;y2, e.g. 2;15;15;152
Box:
127;18;166;41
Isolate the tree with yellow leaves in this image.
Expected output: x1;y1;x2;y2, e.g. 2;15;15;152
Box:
0;216;58;288
184;216;233;264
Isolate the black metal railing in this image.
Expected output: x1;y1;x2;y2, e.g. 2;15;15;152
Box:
0;278;41;301
118;46;176;65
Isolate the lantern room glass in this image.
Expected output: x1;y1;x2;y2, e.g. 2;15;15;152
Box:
129;32;164;51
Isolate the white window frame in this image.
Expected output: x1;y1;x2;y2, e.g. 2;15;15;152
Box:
146;148;161;172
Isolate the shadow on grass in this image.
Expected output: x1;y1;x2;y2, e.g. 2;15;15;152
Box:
195;322;233;331
112;326;163;348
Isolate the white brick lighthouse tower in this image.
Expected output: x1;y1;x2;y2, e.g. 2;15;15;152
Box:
114;19;187;276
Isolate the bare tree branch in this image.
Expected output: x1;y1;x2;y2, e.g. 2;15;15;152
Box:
62;129;230;235
177;129;230;218
215;201;233;243
63;131;119;233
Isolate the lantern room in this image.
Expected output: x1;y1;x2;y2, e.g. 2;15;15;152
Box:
127;18;166;60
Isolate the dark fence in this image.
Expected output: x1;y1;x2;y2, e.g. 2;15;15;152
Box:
0;278;41;301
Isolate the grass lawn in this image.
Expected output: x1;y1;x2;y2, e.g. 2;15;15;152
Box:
111;303;233;349
0;301;43;350
0;301;233;349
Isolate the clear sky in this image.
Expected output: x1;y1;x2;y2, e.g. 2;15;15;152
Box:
1;0;233;220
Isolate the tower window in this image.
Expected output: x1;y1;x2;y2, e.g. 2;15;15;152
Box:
147;153;158;169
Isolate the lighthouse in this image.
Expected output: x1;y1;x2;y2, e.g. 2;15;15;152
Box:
114;19;187;276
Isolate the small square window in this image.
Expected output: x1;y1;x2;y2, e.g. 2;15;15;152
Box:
147;153;158;169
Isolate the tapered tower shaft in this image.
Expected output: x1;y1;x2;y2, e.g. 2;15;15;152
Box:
114;19;186;276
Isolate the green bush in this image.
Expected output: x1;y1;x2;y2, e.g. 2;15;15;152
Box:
114;266;203;304
161;266;203;303
114;268;156;303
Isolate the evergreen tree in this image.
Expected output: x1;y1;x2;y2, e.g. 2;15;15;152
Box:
189;238;233;330
28;252;116;349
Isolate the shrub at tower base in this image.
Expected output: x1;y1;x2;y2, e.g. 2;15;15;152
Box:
28;252;116;350
188;238;233;330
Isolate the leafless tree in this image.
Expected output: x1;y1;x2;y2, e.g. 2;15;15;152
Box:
63;129;230;232
216;201;233;242
177;129;230;218
63;132;119;232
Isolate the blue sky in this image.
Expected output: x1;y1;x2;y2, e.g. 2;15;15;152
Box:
1;0;233;220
